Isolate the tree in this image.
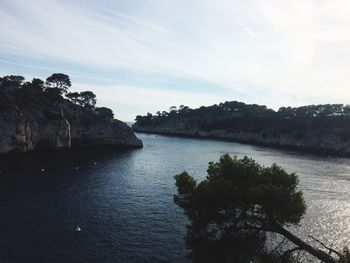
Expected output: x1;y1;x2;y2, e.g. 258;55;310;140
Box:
16;78;45;105
170;106;177;112
44;87;64;103
31;78;45;90
22;78;44;91
66;91;96;109
45;73;71;94
95;107;114;119
174;155;341;263
135;115;143;122
179;105;191;114
79;91;96;109
0;75;25;88
344;105;350;115
66;92;80;105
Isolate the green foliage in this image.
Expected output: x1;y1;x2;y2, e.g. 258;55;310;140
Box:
0;75;25;87
174;155;306;262
66;91;96;109
79;91;96;109
0;76;48;108
135;115;143;122
66;92;80;103
31;78;45;90
135;112;154;125
174;171;197;194
169;106;177;112
45;73;71;94
21;78;45;91
0;74;103;114
44;87;64;102
95;107;114;119
134;101;350;139
174;172;197;218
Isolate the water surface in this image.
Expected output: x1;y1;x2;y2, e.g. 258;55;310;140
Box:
1;133;350;262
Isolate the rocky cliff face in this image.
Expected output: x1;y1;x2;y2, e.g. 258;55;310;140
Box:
133;119;350;155
0;101;142;154
64;102;142;148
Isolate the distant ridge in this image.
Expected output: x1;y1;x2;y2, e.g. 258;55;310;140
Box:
133;101;350;156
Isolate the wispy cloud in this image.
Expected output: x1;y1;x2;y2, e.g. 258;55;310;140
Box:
232;16;258;39
71;83;230;121
1;0;350;120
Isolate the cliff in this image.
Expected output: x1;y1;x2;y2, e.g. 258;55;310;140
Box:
63;101;142;148
133;102;350;155
0;76;142;154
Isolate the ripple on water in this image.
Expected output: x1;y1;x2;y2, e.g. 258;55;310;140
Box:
1;133;350;262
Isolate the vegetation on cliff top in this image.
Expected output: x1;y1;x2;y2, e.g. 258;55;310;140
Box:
0;73;114;120
174;155;350;263
134;102;350;141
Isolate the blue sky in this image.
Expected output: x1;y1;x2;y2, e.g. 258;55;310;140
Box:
1;0;350;121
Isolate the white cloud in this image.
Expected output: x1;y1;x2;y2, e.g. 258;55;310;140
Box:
1;0;350;118
71;83;229;121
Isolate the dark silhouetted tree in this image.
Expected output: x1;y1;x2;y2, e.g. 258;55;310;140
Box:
174;155;341;263
16;78;45;105
0;75;25;89
169;106;177;112
66;92;80;104
31;78;45;90
79;91;96;109
45;73;71;94
66;91;96;109
95;107;114;119
22;78;45;91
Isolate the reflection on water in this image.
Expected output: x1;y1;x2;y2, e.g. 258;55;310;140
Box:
1;133;350;262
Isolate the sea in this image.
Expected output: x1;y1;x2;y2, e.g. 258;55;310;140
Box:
1;132;350;262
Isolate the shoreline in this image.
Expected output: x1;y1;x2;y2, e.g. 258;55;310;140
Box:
134;129;347;158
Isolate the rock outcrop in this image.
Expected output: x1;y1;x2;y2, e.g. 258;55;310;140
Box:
0;98;142;155
64;102;143;148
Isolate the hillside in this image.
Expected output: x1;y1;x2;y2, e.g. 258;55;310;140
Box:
133;101;350;155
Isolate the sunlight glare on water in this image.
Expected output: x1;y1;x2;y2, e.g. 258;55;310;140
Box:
1;133;350;262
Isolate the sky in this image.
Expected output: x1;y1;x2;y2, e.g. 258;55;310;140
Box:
0;0;350;121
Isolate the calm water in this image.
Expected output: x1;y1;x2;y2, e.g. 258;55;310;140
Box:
1;133;350;262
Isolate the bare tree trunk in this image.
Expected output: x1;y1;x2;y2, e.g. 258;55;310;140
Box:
272;223;337;263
